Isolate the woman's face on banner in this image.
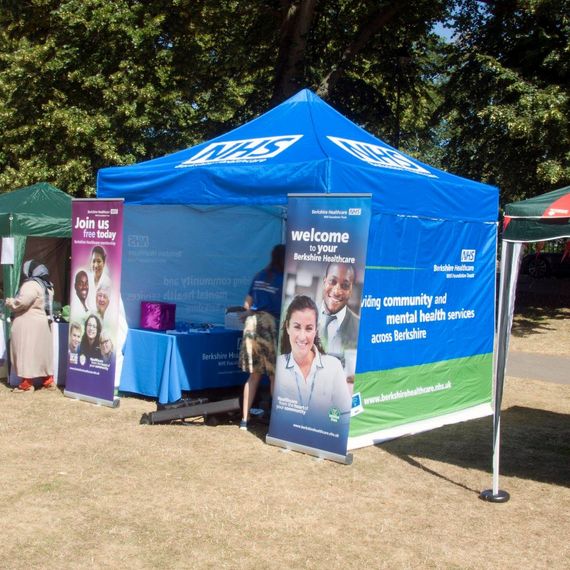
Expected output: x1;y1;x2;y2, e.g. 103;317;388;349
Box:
287;308;317;361
86;318;98;341
100;336;112;356
97;290;110;313
91;252;105;280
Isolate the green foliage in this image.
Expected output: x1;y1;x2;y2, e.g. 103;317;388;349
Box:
440;0;570;204
1;0;565;204
0;0;194;194
0;0;452;196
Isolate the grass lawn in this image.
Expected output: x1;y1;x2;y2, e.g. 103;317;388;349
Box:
0;302;567;569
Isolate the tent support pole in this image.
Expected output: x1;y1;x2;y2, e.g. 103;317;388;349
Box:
480;240;522;503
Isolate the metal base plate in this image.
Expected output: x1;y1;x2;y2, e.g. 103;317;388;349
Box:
479;489;510;503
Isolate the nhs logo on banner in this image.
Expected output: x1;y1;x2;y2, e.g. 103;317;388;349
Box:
461;249;476;262
177;135;303;167
327;136;436;178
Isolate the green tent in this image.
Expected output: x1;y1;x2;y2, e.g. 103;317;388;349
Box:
482;185;570;503
0;182;71;299
503;185;570;242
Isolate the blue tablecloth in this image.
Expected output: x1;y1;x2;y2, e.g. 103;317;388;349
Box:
119;327;247;403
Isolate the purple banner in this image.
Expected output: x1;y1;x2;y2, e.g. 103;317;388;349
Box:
65;200;124;406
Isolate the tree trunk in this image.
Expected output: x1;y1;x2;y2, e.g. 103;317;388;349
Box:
270;0;318;106
317;1;404;99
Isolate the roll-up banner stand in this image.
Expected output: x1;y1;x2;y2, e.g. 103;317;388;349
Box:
267;193;371;464
64;199;124;407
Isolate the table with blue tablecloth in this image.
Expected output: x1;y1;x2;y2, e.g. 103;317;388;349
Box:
119;327;247;404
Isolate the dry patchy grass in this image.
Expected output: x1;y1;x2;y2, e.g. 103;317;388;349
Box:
0;306;568;569
510;306;570;356
1;378;568;570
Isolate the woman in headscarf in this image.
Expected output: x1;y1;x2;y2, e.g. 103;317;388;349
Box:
5;260;56;393
86;246;110;309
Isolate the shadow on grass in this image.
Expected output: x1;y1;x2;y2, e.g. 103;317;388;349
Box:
381;406;570;493
515;276;570;309
511;306;570;339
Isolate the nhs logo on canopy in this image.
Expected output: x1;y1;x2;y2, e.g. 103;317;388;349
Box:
327;136;436;177
177;135;303;167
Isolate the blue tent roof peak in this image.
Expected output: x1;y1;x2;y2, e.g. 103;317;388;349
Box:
286;88;315;103
97;90;498;222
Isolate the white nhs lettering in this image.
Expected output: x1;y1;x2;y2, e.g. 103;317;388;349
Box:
177;135;303;167
327;136;435;177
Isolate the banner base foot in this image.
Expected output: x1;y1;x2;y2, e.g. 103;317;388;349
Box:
266;435;353;465
479;489;510;503
64;389;119;408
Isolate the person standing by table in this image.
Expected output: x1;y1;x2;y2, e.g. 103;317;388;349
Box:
239;244;285;430
5;260;56;393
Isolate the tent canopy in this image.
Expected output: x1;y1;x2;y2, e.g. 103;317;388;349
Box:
98;89;497;223
503;185;570;242
0;182;72;299
0;182;72;238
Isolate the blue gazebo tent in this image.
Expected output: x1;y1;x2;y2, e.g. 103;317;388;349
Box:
98;89;499;450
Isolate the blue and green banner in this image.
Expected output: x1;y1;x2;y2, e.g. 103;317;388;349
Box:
267;194;371;461
349;214;496;448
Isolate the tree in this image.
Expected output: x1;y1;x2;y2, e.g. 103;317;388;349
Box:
0;0;203;195
0;0;452;195
438;0;570;204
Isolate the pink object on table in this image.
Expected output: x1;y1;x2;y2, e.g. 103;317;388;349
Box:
140;301;176;331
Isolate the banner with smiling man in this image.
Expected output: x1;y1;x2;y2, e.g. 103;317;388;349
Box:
267;194;371;463
64;199;124;407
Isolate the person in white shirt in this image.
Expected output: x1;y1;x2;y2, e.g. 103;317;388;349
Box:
70;270;91;319
272;295;351;440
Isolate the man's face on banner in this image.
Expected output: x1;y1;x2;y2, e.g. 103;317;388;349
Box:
75;272;89;301
70;327;81;351
322;264;354;315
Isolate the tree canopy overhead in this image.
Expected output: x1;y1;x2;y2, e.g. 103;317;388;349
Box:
440;0;570;203
0;0;567;205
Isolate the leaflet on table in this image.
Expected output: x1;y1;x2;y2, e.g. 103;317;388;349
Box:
64;199;124;407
